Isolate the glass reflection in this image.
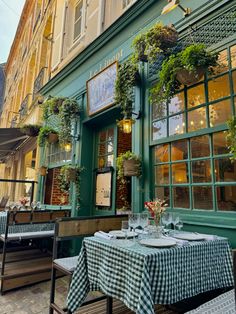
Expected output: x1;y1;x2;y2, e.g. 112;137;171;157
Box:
192;160;212;183
155;165;169;184
172;163;189;184
152;119;167;140
209;99;231;127
188;107;206;132
169;92;185;115
173;187;189;208
213;131;228;155
187;84;205;108
217;186;236;211
193;186;213;210
191;135;210;158
155;187;170;206
152;102;167;120
214;158;236;182
230;45;236;68
171;140;188;161
208;74;230;102
154;144;169;163
169;114;185;136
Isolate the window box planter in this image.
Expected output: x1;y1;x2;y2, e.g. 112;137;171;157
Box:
123;159;141;177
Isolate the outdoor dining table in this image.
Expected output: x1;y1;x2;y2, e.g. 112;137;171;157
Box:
67;233;234;314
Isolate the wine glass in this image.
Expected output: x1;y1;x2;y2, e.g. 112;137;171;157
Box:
139;213;149;232
121;221;129;240
36;201;41;210
128;214;139;241
9;202;15;211
172;213;180;230
31;201;37;211
161;212;172;229
175;219;183;231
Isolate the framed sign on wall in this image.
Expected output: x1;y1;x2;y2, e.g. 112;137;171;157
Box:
86;61;118;116
95;168;113;207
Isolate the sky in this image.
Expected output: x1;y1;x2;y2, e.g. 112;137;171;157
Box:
0;0;25;63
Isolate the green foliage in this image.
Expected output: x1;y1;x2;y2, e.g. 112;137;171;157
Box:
41;96;66;120
57;165;84;205
37;126;58;147
132;23;178;63
227;116;236;159
116;151;141;184
150;44;219;104
115;58;139;117
20;124;41;136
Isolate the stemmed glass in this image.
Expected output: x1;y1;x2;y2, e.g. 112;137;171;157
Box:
175;219;183;231
139;213;149;232
36;201;41;210
121;221;129;240
161;212;172;230
8;202;15;211
172;213;180;230
128;214;140;241
31;201;37;211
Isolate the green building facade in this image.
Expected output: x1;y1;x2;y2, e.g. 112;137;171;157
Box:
40;0;236;247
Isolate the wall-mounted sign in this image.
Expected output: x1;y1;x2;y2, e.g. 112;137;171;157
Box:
95;170;112;207
87;61;118;116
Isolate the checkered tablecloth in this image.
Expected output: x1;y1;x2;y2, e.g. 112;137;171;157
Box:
67;237;234;314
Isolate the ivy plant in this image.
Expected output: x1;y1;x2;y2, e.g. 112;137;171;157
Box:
37;126;58;147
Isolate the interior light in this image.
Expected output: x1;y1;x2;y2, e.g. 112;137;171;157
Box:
117;118;135;134
64;142;72;152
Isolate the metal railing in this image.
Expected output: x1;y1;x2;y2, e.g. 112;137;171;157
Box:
19;94;31;120
33;67;47;101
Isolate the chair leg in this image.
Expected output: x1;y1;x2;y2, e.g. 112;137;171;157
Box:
106;296;113;314
49;266;57;314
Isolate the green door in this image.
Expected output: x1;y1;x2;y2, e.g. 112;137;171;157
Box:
93;125;117;216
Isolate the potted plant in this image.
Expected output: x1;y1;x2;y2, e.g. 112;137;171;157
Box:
132;23;178;63
115;58;139;122
150;44;219;104
227;116;236;159
116;151;141;183
42;96;66;120
58;98;82;146
20;124;41;136
38;126;58;146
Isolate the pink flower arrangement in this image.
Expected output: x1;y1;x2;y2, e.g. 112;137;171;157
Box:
19;197;29;206
144;198;167;226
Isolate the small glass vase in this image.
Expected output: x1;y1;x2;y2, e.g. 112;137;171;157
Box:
149;225;163;238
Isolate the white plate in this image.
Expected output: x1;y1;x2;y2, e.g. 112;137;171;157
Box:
173;233;205;241
139;238;176;248
109;230;137;238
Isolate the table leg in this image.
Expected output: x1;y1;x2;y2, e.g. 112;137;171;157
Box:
106;296;113;314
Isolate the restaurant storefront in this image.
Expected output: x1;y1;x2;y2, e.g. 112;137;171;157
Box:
39;0;236;247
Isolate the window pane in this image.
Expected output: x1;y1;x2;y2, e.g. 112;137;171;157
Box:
191;135;210;158
213;131;228;155
192;160;212;183
155;165;169;184
232;71;236;93
172;163;188;184
230;45;236;68
99;143;106;155
152;119;167;140
99;131;106;142
154;144;169;163
212;50;229;75
193;186;213;210
107;128;114;141
155;187;170;206
214;158;236;182
209;99;232;127
168;92;184;115
107;141;113;153
208;74;230;102
152;102;167;120
216;186;236;211
171;140;188;161
169;114;185;136
187;84;205;108
188;107;206;132
173;187;189;209
107;154;113;167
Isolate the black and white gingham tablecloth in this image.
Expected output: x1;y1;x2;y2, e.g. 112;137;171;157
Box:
67;236;234;314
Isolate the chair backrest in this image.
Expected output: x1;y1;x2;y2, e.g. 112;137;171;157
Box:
0;196;9;209
53;214;128;258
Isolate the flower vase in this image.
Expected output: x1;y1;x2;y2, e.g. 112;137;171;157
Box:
149;224;163;238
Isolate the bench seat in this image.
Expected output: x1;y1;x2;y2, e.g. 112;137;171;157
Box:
0;230;54;241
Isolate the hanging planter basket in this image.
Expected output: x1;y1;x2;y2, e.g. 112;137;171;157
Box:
123;159;141;177
176;67;205;85
66;168;77;182
48;133;59;144
39;166;47;176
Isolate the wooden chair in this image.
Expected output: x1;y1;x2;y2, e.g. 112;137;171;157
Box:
49;214;128;314
0;209;70;293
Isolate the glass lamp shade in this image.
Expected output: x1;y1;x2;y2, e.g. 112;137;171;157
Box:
117;118;135;134
161;0;179;15
64;142;72;152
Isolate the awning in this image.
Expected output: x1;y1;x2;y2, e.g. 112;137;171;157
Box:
0;128;28;162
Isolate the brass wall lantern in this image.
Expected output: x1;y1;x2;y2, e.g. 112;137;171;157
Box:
117;111;141;134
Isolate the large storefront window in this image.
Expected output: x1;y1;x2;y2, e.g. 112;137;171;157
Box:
152;44;236;212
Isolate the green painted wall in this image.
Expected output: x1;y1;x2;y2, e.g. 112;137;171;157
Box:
40;0;236;247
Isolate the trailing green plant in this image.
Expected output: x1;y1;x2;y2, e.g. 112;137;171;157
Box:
227;116;236;159
37;126;58;147
115;58;139;118
58;98;82;146
116;151;141;184
132;23;178;63
57;165;84;205
150;44;219;104
41;96;66;120
20;124;41;136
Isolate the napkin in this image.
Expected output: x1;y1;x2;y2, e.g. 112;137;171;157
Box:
162;236;189;246
94;231;116;240
194;233;217;241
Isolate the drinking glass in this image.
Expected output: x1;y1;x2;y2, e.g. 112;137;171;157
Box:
36;201;41;210
175;219;183;231
139;213;149;231
121;221;129;240
161;212;172;229
128;214;140;241
172;213;180;230
31;201;37;211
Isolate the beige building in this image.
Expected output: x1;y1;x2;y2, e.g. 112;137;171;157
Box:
0;0;137;203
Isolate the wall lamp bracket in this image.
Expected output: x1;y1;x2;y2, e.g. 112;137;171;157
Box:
161;0;191;17
132;110;141;120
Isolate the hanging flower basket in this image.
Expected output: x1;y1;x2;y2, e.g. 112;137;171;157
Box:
176;67;205;85
66;168;77;182
39;166;47;176
48;133;59;144
20;124;41;137
123;159;141;177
